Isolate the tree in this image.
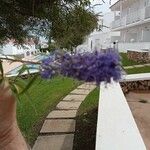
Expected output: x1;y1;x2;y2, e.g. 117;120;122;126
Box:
0;0;91;44
51;6;98;50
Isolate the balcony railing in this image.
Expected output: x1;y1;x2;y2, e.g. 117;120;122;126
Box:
126;10;141;25
112;7;149;29
112;19;121;29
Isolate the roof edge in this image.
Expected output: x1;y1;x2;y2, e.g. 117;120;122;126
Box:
110;0;121;9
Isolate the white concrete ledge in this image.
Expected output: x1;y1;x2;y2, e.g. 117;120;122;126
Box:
96;82;146;150
121;73;150;82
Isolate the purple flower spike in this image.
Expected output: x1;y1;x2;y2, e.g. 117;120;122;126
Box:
40;56;54;79
40;69;52;79
40;49;122;84
60;50;122;84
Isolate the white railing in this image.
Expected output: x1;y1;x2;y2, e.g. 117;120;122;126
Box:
112;7;147;29
96;81;146;150
126;10;141;25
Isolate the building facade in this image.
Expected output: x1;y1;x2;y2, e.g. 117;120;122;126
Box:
76;12;120;53
111;0;150;52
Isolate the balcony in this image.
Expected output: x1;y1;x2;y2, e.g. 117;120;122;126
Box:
112;19;121;29
112;7;148;29
126;10;141;25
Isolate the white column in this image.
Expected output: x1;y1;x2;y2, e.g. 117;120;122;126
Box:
141;28;144;42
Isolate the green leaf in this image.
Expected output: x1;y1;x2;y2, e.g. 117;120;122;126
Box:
13;79;27;94
23;92;38;115
0;60;4;79
20;74;38;94
14;64;28;81
10;84;19;95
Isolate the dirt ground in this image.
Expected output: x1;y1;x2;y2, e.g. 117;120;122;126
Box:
126;91;150;150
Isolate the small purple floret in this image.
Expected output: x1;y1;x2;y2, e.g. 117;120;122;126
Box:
40;57;53;79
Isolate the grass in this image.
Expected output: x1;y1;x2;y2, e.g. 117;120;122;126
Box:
77;87;99;115
73;87;99;150
125;66;150;74
120;53;140;66
17;76;81;146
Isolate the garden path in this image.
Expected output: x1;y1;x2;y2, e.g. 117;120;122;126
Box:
32;83;96;150
124;63;150;69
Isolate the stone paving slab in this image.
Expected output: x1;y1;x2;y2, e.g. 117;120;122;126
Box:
32;134;74;150
63;94;87;101
77;84;96;90
84;82;96;85
70;89;91;95
40;119;75;133
47;110;77;119
124;66;134;69
56;101;82;110
133;64;146;68
144;64;150;66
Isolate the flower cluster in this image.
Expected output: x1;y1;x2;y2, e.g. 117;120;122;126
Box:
40;50;122;84
40;57;54;79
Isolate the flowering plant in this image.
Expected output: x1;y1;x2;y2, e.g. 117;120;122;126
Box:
40;50;122;84
0;49;122;96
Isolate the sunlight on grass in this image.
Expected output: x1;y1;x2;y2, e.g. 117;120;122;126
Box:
77;87;99;115
120;53;141;66
17;76;81;145
125;66;150;74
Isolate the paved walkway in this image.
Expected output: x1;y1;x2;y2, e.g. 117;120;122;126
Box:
32;83;96;150
126;92;150;150
124;63;150;69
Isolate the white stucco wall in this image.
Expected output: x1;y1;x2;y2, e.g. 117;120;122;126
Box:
76;12;120;52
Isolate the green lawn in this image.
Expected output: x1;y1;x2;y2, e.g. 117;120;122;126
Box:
125;66;150;74
120;53;140;66
73;87;99;150
77;87;99;115
17;76;80;146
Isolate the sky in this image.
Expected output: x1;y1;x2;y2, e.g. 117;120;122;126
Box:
90;0;118;14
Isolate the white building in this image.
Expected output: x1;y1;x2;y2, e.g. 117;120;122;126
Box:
77;12;120;53
0;39;38;58
111;0;150;52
